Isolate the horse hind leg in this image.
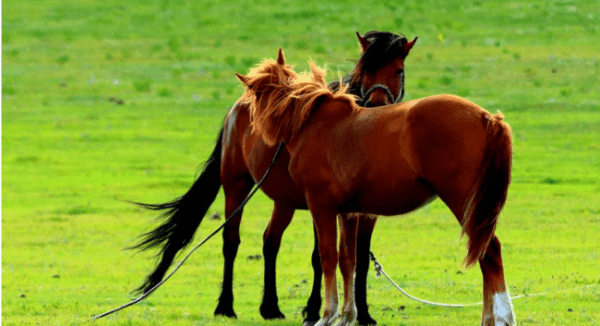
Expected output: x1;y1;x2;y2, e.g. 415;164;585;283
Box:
214;176;254;318
355;215;378;326
302;223;323;326
439;191;515;326
430;116;513;324
438;185;515;326
260;201;295;320
479;236;515;326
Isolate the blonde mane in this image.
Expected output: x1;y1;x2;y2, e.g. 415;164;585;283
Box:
238;56;358;145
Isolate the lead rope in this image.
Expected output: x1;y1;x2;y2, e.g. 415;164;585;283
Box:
369;251;483;307
369;252;598;307
91;142;285;321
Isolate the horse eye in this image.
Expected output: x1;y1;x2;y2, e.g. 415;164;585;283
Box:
397;69;404;75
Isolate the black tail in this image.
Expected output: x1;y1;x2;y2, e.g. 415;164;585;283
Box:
130;127;224;294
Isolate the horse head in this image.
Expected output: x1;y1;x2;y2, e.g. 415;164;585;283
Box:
236;50;356;146
351;31;417;107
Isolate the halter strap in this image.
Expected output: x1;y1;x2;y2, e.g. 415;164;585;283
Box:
359;80;404;106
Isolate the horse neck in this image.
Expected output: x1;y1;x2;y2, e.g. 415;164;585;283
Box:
303;97;356;134
345;72;368;101
323;74;362;108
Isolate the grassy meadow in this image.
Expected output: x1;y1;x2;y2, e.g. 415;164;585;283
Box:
2;0;600;325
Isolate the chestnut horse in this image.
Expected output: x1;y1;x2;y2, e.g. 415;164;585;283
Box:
132;31;417;325
236;52;516;326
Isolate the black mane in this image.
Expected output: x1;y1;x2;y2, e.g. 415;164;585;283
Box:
360;31;409;72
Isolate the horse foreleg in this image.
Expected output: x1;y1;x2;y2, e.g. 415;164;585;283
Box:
355;215;378;326
311;207;340;326
260;201;295;319
337;214;359;326
479;236;515;326
214;180;254;318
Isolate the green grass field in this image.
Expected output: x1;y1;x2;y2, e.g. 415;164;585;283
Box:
2;0;600;325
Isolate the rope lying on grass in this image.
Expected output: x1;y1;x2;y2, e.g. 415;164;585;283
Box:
369;251;599;307
369;252;482;307
91;142;285;321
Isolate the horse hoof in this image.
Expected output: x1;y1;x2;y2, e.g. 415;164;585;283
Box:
303;316;320;326
481;316;515;326
481;321;512;326
302;308;321;326
335;315;357;326
494;320;513;326
214;306;237;319
260;306;285;320
314;312;340;326
357;314;377;326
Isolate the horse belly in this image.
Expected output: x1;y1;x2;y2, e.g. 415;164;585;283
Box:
256;164;308;209
352;179;436;216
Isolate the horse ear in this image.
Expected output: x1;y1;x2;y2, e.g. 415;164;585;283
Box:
235;73;250;86
356;31;370;52
277;48;286;65
403;37;418;56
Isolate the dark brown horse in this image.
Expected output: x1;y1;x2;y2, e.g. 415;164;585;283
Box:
132;31;417;325
237;52;515;326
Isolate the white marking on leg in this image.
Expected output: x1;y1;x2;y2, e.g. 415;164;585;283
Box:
492;292;516;326
315;286;339;326
314;312;339;326
338;306;357;326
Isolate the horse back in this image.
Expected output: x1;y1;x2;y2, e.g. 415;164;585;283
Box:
221;102;253;184
287;99;434;214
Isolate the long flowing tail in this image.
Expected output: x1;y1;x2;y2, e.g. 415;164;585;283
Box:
462;113;513;267
130;127;224;294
